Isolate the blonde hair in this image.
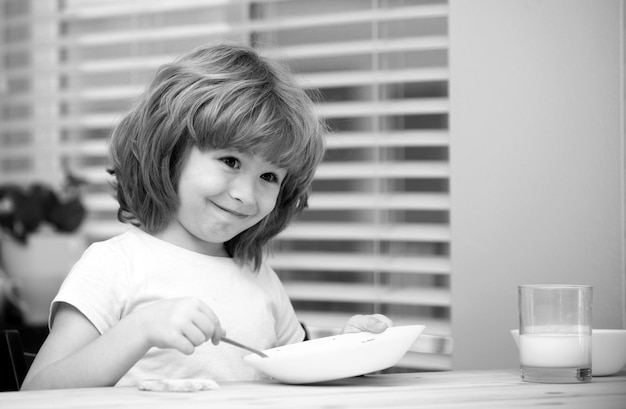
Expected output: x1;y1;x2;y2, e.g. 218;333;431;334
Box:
108;43;326;270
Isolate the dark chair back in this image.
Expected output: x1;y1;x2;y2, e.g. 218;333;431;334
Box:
0;329;28;391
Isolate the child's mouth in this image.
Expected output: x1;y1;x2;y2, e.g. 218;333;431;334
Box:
211;201;248;218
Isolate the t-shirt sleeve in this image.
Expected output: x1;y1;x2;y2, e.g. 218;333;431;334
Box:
50;242;129;334
258;263;305;345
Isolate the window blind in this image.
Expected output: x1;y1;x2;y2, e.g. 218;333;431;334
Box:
0;0;451;371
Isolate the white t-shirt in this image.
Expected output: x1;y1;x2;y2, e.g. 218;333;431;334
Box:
51;227;304;386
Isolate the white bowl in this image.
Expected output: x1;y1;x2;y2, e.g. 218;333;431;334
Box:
244;325;425;384
510;329;626;376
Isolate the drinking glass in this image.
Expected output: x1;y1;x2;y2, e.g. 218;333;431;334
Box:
518;284;592;383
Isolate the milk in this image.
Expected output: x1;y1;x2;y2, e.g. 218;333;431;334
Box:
520;333;591;367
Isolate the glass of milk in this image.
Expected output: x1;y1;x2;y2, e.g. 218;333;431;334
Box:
518;284;592;383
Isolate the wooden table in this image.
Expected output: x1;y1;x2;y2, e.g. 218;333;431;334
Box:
1;370;625;409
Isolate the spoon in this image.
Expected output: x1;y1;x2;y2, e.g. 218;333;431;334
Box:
221;336;268;358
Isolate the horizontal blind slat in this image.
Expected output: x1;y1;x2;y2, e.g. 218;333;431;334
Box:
315;161;449;179
250;4;448;32
307;192;450;210
299;68;449;89
4;2;445;27
278;222;450;242
61;0;230;19
327;130;449;149
72;23;234;46
1;32;446;56
262;37;449;60
284;282;451;307
316;98;449;118
269;252;451;274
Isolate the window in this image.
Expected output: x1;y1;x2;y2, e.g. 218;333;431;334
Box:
0;0;450;371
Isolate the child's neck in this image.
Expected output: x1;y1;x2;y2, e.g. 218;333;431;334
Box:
151;226;228;257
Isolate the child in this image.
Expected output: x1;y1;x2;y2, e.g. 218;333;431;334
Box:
21;43;392;390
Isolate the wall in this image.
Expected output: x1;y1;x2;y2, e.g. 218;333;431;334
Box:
449;0;625;369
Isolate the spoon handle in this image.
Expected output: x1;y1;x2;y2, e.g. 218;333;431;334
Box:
221;336;268;358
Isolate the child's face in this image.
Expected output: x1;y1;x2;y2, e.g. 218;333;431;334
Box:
161;146;286;256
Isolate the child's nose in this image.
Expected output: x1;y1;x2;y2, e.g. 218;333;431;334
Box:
228;175;256;204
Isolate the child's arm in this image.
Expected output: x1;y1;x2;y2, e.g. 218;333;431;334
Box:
341;314;394;334
21;298;224;390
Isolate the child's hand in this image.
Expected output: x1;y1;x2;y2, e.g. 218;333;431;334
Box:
341;314;394;334
129;297;225;355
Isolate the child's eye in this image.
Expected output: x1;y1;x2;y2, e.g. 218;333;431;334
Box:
261;173;280;184
221;157;240;169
